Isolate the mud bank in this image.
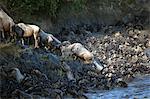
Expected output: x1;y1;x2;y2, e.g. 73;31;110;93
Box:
86;74;150;99
0;24;150;98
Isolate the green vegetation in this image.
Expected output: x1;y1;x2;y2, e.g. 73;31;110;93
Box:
2;0;60;17
0;0;142;23
1;0;137;17
1;0;88;17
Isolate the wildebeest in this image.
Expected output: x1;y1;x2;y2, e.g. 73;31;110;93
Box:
12;23;40;48
39;29;61;50
60;41;104;71
0;8;15;41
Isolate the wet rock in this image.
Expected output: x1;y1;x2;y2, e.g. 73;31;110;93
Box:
31;69;48;80
144;48;150;58
116;78;128;88
9;68;26;83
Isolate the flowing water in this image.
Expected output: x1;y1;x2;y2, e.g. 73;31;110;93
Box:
85;75;150;99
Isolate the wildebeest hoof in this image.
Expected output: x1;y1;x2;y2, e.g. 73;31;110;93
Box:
34;46;40;49
21;45;29;49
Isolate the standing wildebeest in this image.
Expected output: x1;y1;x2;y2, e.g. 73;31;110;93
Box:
12;23;40;48
0;8;15;41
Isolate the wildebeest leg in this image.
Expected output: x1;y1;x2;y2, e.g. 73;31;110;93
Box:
0;29;5;42
0;31;2;42
12;34;17;43
2;31;7;43
21;38;25;47
2;31;5;39
27;37;30;45
0;21;5;42
33;33;39;48
10;24;14;37
5;32;12;43
0;21;4;42
9;33;16;43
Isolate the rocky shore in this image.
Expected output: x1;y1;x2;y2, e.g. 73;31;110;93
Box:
0;24;150;99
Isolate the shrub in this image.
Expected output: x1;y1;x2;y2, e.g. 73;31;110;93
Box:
3;0;60;17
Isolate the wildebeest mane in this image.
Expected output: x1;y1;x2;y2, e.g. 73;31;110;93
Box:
0;4;12;17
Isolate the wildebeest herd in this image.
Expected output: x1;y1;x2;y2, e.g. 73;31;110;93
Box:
0;8;104;71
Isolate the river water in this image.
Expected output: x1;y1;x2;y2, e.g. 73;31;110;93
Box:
85;75;150;99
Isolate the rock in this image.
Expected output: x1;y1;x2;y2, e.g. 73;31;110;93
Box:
31;69;48;80
0;66;8;79
1;22;150;98
76;94;88;99
9;68;25;83
131;55;138;63
146;40;150;48
116;78;128;87
12;89;33;99
114;32;121;37
144;48;150;58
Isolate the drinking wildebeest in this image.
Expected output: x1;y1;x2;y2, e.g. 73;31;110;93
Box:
12;23;40;48
0;8;15;42
39;29;61;50
60;41;104;71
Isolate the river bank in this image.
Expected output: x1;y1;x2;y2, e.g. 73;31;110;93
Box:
86;74;150;99
0;23;150;98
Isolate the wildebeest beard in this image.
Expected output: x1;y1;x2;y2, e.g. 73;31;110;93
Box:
12;25;24;38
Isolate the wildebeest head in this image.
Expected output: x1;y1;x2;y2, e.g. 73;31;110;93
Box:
12;24;24;38
61;41;71;47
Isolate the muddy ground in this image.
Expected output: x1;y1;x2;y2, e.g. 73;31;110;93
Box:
0;23;150;99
